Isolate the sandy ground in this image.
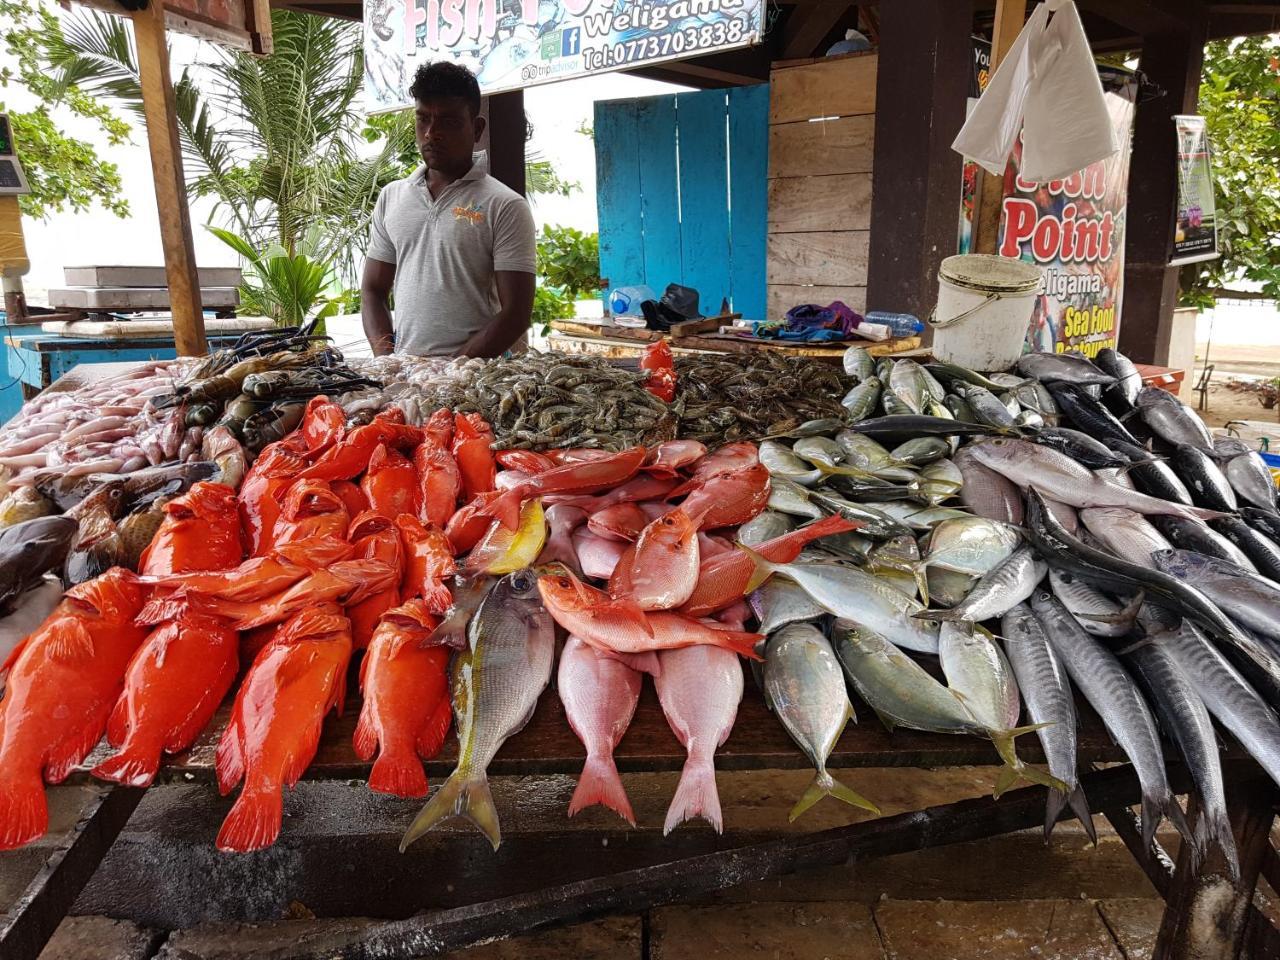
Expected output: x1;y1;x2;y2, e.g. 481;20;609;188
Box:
1189;341;1280;432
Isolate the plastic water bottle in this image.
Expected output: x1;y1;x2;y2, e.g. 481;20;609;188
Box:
865;311;924;338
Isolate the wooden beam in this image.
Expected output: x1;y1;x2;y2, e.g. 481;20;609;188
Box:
485;90;526;197
1077;0;1186;33
132;0;207;357
972;0;1026;256
781;2;853;59
866;0;972;318
1117;5;1207;365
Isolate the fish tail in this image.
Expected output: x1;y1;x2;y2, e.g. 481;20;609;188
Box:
90;737;161;788
401;768;501;851
569;752;635;826
1044;784;1096;844
664;754;722;835
1194;805;1240;884
789;769;880;822
708;627;766;661
739;543;777;595
368;749;429;799
989;724;1068;796
0;773;49;850
216;784;283;853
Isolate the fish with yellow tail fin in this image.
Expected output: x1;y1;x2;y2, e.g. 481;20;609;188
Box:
763;623;880;821
400;569;554;851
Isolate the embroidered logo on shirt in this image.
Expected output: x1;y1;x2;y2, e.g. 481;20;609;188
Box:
452;202;485;225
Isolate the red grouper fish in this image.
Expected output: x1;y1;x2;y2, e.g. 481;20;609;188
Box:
346;512;404;650
558;635;642;824
354;599;451;797
239;445;309;557
451;412;497;504
414;437;462;530
0;569;148;849
330;480;370;520
422;407;455;450
296;395;347;459
397;515;457;614
272;479;351;552
93;483;245;787
139;481;243;576
483;447;648;531
297;410;421;482
215;604;353;852
361;443;417;519
537;570;763;659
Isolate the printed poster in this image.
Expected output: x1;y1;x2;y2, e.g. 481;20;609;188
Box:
364;0;765;111
1171;114;1219;265
997;67;1137;357
957;36;991;253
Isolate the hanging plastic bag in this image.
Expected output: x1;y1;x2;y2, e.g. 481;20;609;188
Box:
951;0;1117;183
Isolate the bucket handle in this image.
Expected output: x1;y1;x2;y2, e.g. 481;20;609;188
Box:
928;291;1002;330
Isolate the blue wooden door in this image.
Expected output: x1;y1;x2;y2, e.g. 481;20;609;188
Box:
595;83;768;320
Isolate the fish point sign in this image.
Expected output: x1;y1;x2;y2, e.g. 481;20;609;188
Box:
364;0;764;110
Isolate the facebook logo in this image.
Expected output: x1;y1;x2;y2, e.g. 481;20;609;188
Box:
561;27;581;57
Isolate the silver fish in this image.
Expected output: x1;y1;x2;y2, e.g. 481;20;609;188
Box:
890;436;951;466
927;567;979;607
959;384;1018;429
877;502;973;531
1136;387;1214;453
924;517;1022;576
764;624;879;819
738;510;795;546
953;446;1023;524
757;557;940;653
889;360;929;415
1015;352;1115;386
841;377;882;421
767;476;825;520
1079;507;1173;565
760;440;822;487
927;547;1046;622
1122;634;1238;878
968;438;1225;522
1162;621;1280;791
1226;453;1278;514
1029;590;1190;850
918;459;963;507
842;345;876;382
1047;568;1141;638
750;577;829;634
1001;603;1094;841
1152;549;1280;646
401;571;555;850
938;622;1020;732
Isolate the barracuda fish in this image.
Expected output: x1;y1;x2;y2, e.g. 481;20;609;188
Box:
1030;590;1191;851
1001;603;1095;841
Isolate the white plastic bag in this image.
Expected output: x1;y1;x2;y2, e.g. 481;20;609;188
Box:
951;0;1117;183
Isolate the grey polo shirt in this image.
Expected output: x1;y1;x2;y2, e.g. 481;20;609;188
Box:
367;163;536;356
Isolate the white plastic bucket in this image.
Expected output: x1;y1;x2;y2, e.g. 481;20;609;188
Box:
930;254;1043;372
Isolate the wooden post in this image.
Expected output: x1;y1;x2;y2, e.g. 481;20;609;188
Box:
865;0;972;319
486;90;527;197
971;0;1027;255
132;0;207;357
1117;7;1208;365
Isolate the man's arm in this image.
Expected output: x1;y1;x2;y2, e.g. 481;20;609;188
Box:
458;270;535;358
361;257;397;356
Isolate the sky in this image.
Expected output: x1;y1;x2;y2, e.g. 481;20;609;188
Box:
2;2;683;303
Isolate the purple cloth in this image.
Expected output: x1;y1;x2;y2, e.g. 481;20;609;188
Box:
780;300;865;338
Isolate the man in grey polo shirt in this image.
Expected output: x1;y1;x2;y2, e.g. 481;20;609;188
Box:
361;62;536;357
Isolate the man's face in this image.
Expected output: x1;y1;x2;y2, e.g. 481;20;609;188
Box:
415;97;483;173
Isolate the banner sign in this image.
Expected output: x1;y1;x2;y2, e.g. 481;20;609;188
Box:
996;67;1137;357
957;37;992;253
1171;114;1219;266
74;0;272;53
365;0;765;110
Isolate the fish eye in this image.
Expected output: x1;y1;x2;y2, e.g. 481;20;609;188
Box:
512;574;531;591
558;577;570;587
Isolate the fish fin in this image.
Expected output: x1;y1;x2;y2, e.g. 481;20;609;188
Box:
706;626;766;661
43;618;95;663
912;563;930;606
1076;591;1145;627
1162;793;1195;849
215;716;245;796
352;706;379;761
789;769;880;822
416;697;453;760
569;753;635;826
368;748;429;799
0;772;49;850
419;580;454;617
400;769;501;851
987;723;1069;796
271;649;322;694
422;615;469;651
1069;785;1098;845
735;543;777;595
664;754;722;835
283;718;326;789
917;607;968;622
90;740;160;788
871;707;899;733
595;648;661;678
216;786;284;853
993;765;1021;800
596;597;655;638
134;592;197;627
485;489;525;531
105;694;130;749
1194;805;1240;884
46;712;112;784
